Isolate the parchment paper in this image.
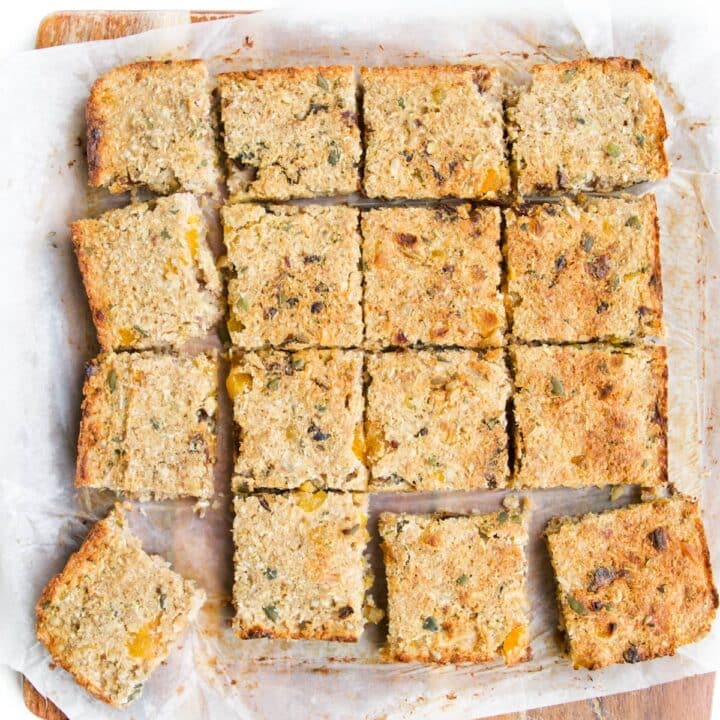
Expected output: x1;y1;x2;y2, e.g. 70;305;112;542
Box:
1;5;719;719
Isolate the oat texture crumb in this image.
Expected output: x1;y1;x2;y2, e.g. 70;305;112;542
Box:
224;204;363;348
508;57;668;196
229;349;367;491
366;349;510;492
505;195;663;342
362;205;505;348
512;344;667;488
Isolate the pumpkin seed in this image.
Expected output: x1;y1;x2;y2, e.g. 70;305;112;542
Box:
566;593;587;615
328;143;341;166
422;616;439;631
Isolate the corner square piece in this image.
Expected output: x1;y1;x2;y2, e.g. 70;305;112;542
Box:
546;496;717;669
87;60;220;194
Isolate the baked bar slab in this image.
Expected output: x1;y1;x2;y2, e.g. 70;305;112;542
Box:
512;344;667;489
36;507;205;707
379;504;530;664
366;349;510;492
229;349;367;491
218;66;361;201
508;57;668;197
362;65;509;199
232;492;368;641
505;195;663;342
545;496;718;669
76;352;217;501
362;205;505;348
87;60;220;195
224;204;363;348
72;194;223;351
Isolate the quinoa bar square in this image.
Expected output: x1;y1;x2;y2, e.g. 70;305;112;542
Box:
218;66;361;201
366;349;510;492
512;344;667;489
223;204;363;348
362;205;505;348
508;58;668;197
228;349;367;491
379;501;531;664
505;195;663;342
72;194;223;351
232;492;368;641
76;352;217;501
362;65;509;199
545;496;717;669
36;507;205;706
87;60;220;195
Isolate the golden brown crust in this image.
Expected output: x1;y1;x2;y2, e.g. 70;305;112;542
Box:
220;64;350;82
546;56;655;82
512;344;668;489
36;517;117;704
545;497;718;669
509;56;669;196
71;219;114;351
654;345;669;485
87;60;219;194
233;627;362;643
362;205;505;348
504;195;664;342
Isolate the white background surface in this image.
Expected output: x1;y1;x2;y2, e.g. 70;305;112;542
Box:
1;1;719;719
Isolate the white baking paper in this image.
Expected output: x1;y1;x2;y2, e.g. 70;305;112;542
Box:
1;4;719;719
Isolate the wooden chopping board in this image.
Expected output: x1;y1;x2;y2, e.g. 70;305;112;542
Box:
24;10;714;720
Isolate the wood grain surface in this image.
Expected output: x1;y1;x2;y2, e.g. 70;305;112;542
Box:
24;10;714;720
